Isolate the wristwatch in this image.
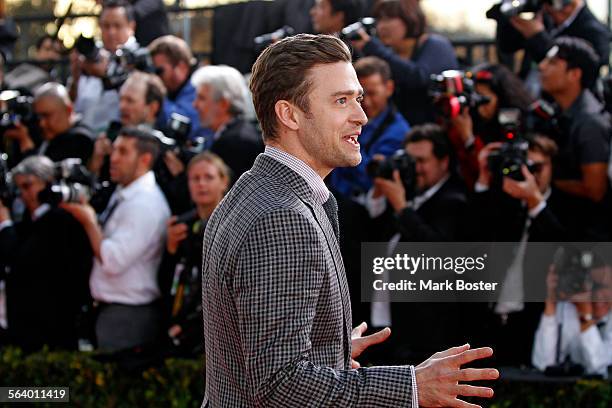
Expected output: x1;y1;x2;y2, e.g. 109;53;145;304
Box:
579;313;594;324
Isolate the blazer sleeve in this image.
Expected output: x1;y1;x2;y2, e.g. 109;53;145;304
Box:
233;209;414;407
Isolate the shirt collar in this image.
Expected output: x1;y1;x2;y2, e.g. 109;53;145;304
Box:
32;203;51;221
411;174;450;210
263;146;330;205
115;171;156;201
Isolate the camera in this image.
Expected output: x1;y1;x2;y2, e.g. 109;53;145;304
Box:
486;108;530;183
38;158;98;206
0;90;35;134
74;34;101;63
166;113;193;148
103;42;157;90
0;153;14;207
73;34;156;90
367;149;417;196
429;70;490;120
487;0;571;20
552;246;595;298
341;17;376;41
254;26;295;52
524;99;562;138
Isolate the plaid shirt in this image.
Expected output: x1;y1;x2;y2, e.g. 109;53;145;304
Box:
202;153;415;407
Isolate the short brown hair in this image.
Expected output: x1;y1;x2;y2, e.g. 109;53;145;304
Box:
529;135;558;158
148;35;195;67
354;56;392;81
249;34;351;142
373;0;426;38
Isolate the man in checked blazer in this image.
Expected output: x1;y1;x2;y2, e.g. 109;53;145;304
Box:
201;34;499;407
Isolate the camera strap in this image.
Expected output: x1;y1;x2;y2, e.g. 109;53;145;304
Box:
363;105;399;155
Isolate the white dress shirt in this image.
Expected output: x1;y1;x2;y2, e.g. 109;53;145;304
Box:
90;171;170;305
532;302;612;377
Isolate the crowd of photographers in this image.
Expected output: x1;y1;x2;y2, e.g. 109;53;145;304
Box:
0;0;610;377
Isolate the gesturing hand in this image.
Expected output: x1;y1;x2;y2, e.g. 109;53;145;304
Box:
415;344;499;408
350;322;391;369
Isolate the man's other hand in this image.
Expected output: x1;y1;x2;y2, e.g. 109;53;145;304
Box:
415;344;499;408
510;13;545;39
350;322;391;369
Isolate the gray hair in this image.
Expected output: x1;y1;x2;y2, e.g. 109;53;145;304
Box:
191;65;249;116
34;82;72;107
11;155;56;184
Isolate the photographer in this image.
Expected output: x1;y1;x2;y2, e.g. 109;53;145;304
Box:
159;152;229;357
532;266;612;377
472;136;572;365
329;56;410;201
310;0;364;34
351;0;458;125
192;65;263;180
0;155;92;351
5;82;94;165
539;37;610;238
61;126;170;352
449;64;534;187
491;0;610;84
149;35;209;141
366;124;469;362
89;71;165;179
70;0;138;133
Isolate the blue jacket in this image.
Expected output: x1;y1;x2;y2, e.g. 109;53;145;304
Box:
157;78;212;142
329;106;410;199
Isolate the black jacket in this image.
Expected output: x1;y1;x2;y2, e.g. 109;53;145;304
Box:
496;5;611;73
0;207;92;351
371;175;471;363
210;117;264;182
23;122;95;165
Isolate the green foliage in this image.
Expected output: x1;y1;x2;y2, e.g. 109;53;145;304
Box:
1;347;610;407
488;378;612;408
0;347;204;407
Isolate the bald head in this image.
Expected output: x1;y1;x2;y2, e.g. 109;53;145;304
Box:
33;82;74;140
34;82;72;108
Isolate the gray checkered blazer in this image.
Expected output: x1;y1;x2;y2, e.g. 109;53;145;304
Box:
202;154;414;407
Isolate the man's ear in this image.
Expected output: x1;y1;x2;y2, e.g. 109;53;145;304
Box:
385;79;395;98
218;98;232;115
274;100;300;132
568;67;582;87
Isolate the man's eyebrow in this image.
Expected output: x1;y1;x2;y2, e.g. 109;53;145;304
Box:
330;89;364;97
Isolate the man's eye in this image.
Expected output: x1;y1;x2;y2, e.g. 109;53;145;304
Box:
357;96;364;104
337;97;347;105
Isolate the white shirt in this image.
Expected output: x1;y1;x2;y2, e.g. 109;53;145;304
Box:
90;171;170;305
73;38;138;133
532;302;612;377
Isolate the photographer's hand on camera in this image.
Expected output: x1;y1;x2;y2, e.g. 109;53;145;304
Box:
373;169;408;213
348;27;371;53
88;134;112;176
476;142;503;188
450;107;475;147
502;164;544;209
0;200;10;223
163;151;186;177
4;121;35;153
81;50;110;79
166;215;188;255
510;13;545;39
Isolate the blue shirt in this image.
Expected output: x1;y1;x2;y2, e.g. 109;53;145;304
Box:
157;79;212;142
328;106;410;199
